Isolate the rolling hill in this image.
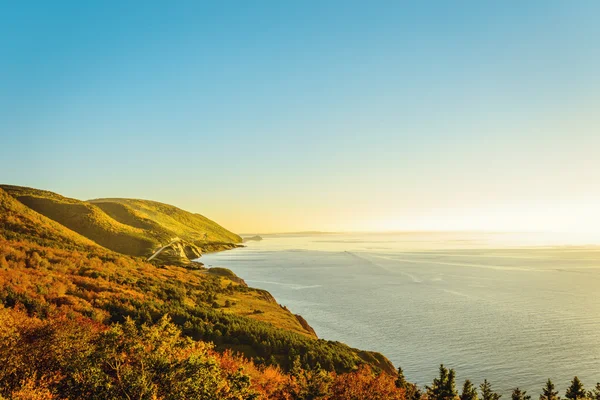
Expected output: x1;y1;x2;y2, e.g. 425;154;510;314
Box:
0;187;99;251
0;184;396;381
89;197;242;245
0;185;242;264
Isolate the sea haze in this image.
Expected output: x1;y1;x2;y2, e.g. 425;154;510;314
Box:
200;232;600;395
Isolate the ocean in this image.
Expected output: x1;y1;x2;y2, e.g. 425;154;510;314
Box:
200;232;600;395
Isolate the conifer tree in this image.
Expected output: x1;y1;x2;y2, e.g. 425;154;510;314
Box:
396;367;409;390
396;367;423;400
566;377;587;400
589;383;600;400
460;380;479;400
512;387;532;400
540;379;560;400
427;364;458;400
411;384;424;400
480;379;502;400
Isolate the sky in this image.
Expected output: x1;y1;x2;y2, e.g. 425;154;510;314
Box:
1;1;599;235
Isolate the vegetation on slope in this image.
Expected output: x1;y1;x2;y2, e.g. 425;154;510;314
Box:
1;185;160;257
0;190;395;379
0;186;598;398
89;197;242;246
0;185;241;263
0;236;394;373
0;188;98;251
0;306;405;399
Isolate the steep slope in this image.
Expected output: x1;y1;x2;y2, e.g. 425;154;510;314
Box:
0;191;396;375
89;198;242;246
0;187;99;251
0;185;241;263
1;185;159;257
0;188;314;338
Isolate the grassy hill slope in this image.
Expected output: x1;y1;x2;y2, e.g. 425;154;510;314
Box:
1;185;159;257
0;185;241;262
0;191;396;375
90;197;242;245
0;187;99;251
0;186;313;338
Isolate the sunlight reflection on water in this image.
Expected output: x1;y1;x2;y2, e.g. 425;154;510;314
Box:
201;232;600;395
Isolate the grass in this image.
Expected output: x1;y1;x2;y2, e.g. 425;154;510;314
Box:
216;276;316;338
0;185;307;335
89;197;242;244
0;184;397;375
1;185;241;262
0;187;99;251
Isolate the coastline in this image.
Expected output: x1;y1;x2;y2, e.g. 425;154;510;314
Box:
197;241;398;375
197;243;320;338
195;232;600;394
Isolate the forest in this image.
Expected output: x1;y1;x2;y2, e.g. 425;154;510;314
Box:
1;300;598;399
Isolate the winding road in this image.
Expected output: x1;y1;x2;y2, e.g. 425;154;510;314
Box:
147;238;181;261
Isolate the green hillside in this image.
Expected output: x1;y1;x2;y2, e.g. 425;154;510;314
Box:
0;185;241;263
0;185;397;382
0;187;99;251
89;197;242;246
0;186;314;339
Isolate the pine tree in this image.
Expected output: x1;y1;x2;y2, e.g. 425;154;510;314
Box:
304;363;332;400
588;383;600;400
480;379;501;400
396;367;409;390
396;367;422;400
566;377;587;400
460;380;478;400
290;358;332;400
410;385;424;400
540;379;560;400
512;388;532;400
427;364;458;400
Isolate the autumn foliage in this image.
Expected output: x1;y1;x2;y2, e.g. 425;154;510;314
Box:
0;305;405;399
0;187;405;399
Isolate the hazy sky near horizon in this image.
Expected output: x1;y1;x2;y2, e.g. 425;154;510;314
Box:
1;1;599;235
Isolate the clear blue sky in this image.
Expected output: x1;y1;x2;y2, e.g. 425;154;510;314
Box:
1;1;599;234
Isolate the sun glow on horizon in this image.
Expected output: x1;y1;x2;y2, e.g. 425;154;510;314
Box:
2;1;599;245
224;202;600;245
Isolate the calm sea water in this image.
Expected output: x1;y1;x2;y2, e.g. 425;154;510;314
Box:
200;232;600;395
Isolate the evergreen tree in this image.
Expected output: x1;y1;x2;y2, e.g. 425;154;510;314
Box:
410;385;424;400
290;358;332;400
427;364;458;400
460;380;479;400
396;367;422;400
566;377;587;400
540;379;560;400
512;388;532;400
480;379;502;400
588;383;600;400
396;367;409;390
304;364;332;400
